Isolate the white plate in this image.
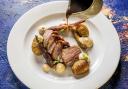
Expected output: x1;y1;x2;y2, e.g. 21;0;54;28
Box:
7;1;120;89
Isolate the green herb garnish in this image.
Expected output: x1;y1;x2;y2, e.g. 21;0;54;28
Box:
60;29;65;35
83;53;89;61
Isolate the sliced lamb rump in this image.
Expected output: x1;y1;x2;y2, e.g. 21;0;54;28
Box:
43;30;53;47
52;42;63;60
52;34;64;41
47;36;55;50
62;46;81;66
48;42;56;54
58;40;70;48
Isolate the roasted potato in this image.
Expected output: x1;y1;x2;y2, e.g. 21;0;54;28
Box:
42;63;51;73
32;36;43;55
76;24;89;37
79;37;93;48
73;31;93;49
55;63;66;74
72;59;89;75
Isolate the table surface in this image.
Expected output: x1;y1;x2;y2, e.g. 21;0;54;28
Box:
0;0;128;89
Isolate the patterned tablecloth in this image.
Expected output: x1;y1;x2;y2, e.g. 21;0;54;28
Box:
0;0;128;89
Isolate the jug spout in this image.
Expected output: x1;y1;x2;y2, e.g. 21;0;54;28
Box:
66;0;103;19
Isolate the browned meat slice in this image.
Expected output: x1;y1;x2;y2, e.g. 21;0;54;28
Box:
43;30;53;47
47;31;60;50
62;46;81;65
48;40;70;58
48;42;56;54
47;36;55;50
52;31;59;35
39;45;54;67
47;25;66;31
58;40;70;48
52;42;63;60
47;20;85;32
35;36;54;67
52;34;64;41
